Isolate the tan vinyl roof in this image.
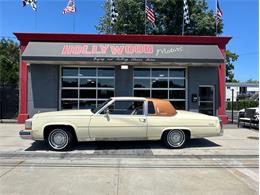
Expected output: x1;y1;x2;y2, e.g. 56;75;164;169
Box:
147;98;177;116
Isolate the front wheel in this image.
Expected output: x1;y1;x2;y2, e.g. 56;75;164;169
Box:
163;129;188;149
47;128;73;151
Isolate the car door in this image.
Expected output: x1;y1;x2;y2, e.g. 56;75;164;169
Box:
89;100;147;140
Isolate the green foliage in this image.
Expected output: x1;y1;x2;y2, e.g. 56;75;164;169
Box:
225;50;239;82
227;100;259;111
0;39;19;86
96;0;223;35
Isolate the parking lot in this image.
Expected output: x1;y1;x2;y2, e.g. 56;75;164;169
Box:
0;123;258;195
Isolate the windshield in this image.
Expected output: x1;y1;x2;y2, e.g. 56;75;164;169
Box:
91;99;111;114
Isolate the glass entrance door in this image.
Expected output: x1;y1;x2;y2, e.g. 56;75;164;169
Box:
198;85;215;116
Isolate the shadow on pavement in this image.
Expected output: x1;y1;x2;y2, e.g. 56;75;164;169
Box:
24;138;220;152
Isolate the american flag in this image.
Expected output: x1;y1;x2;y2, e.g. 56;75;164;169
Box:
22;0;37;11
63;0;76;14
145;1;155;26
183;0;190;24
216;0;222;25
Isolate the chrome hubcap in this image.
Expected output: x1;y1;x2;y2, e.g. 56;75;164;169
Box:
48;129;68;150
167;130;185;147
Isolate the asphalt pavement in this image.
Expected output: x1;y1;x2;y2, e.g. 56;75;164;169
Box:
0;123;258;195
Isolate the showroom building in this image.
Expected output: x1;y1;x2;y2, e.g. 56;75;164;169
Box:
14;33;231;123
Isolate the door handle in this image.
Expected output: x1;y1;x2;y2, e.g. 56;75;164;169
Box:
139;118;146;123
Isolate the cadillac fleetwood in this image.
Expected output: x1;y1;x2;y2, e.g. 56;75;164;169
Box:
19;97;223;151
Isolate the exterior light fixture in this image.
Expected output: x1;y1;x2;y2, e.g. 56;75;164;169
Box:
121;65;128;70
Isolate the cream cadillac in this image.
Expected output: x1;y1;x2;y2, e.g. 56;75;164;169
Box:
19;97;223;151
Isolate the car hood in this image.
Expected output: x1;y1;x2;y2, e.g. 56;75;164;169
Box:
32;109;94;118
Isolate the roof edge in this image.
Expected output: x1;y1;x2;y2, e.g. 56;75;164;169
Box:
13;32;232;46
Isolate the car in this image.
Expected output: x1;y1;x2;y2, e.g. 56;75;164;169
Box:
19;97;223;151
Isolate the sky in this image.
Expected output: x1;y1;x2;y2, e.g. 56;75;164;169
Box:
0;0;258;82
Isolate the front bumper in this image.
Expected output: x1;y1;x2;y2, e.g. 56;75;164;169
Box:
19;130;33;139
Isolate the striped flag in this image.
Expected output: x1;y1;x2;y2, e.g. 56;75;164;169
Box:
63;0;76;14
22;0;37;11
145;1;155;27
111;0;118;25
183;0;190;24
216;0;222;25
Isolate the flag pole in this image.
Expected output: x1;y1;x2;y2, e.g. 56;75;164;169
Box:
215;0;218;36
35;10;38;31
182;11;185;35
145;0;147;35
73;14;75;32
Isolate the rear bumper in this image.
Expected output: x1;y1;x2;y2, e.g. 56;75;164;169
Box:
19;130;33;139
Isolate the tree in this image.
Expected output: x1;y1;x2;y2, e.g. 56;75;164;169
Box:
225;50;239;82
96;0;238;81
0;39;19;86
96;0;223;35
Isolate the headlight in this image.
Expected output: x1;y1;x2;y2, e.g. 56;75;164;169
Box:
25;119;32;130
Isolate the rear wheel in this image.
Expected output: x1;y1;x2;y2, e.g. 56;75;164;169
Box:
163;129;188;149
47;128;73;151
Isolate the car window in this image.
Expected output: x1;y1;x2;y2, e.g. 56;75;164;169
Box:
148;101;155;115
101;100;144;115
91;99;111;113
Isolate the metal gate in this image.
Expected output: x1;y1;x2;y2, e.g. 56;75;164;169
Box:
0;84;19;120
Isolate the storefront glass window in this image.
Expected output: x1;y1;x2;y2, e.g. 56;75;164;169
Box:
62;68;78;76
62;78;78;87
169;79;185;88
61;67;115;110
151;79;168;88
134;68;150;77
134;79;150;88
134;68;187;110
152;69;168;77
80;68;96;77
98;79;115;88
80;78;96;88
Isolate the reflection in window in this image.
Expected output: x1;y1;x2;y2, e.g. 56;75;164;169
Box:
79;101;96;109
169;69;185;77
62;68;78;77
134;68;150;77
61;101;78;109
134;79;150;88
169;90;185;99
98;90;114;98
62;78;78;87
62;89;78;98
169;79;185;88
98;79;114;88
79;68;96;77
152;69;168;77
134;90;150;97
80;78;96;88
170;101;185;110
98;68;114;77
152;79;168;88
80;90;96;98
152;90;168;99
